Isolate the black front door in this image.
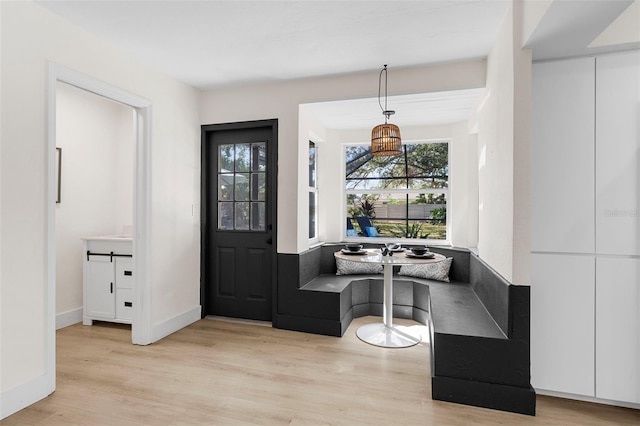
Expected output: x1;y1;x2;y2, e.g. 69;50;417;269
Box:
201;120;277;321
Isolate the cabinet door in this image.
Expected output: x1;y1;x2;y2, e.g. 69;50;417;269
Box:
85;257;115;319
531;253;595;396
596;257;640;403
115;257;133;289
596;51;640;255
532;58;595;253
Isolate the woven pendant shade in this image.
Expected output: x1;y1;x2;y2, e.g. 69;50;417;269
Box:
371;65;402;156
371;123;402;156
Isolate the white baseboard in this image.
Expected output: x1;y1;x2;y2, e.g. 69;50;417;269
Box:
536;388;640;410
56;307;83;330
1;373;54;420
151;305;201;343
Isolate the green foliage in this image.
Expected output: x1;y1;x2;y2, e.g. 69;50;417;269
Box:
347;207;361;218
360;199;376;218
430;207;447;225
388;222;431;239
417;193;446;204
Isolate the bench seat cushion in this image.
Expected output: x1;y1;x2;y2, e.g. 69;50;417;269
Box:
420;280;506;339
301;274;379;293
301;274;505;340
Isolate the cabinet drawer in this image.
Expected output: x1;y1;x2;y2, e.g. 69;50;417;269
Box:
115;257;133;289
116;289;133;321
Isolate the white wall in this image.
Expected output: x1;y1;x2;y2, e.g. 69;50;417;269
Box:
200;61;487;254
55;82;133;319
477;1;532;285
450;121;478;248
0;1;200;417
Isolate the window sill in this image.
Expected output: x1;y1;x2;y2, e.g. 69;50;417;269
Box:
344;237;451;247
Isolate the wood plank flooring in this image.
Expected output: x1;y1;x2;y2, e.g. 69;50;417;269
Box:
2;316;639;425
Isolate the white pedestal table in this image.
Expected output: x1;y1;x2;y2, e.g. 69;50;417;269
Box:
334;248;446;348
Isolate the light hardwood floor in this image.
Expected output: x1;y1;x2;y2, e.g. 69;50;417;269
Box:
3;316;639;425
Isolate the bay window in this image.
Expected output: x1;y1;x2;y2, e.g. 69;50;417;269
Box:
345;140;449;240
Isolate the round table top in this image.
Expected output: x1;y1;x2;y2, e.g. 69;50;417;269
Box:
334;248;445;266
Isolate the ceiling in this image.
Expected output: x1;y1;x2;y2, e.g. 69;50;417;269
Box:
36;0;511;90
302;88;485;129
35;0;635;130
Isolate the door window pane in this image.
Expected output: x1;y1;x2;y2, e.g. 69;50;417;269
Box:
251;202;265;230
218;173;233;201
218;202;233;230
251;173;266;201
252;143;266;171
235;202;249;230
235;144;250;172
218;144;234;172
217;141;268;232
235;173;250;201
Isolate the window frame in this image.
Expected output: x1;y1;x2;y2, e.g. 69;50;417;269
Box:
308;140;319;243
344;139;451;244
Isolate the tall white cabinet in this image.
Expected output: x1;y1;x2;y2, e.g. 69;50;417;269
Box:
531;50;640;406
82;236;133;325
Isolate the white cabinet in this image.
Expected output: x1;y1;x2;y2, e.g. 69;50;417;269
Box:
82;237;133;325
595;50;640;256
596;257;640;404
532;57;595;254
531;253;595;396
531;51;640;405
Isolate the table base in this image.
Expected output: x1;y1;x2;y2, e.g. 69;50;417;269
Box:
356;323;421;348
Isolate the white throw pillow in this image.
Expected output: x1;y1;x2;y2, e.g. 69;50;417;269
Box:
335;257;383;275
398;257;453;282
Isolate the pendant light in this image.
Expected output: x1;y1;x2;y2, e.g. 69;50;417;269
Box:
371;64;402;156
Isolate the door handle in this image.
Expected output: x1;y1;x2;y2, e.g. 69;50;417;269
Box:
266;237;273;245
110;282;113;294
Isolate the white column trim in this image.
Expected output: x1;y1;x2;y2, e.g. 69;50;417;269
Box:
34;62;155;419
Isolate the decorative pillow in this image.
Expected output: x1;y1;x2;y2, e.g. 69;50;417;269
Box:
398;257;453;282
365;226;380;237
335;257;383;276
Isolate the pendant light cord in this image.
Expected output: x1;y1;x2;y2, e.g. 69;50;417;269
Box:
377;64;395;124
378;64;388;123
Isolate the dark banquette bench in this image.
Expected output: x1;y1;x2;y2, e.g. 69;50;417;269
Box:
276;243;535;415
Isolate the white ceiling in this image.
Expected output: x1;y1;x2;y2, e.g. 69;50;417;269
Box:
35;0;634;130
35;0;511;90
302;88;485;129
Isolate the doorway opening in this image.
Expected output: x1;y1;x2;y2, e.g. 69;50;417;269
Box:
45;63;153;393
55;82;135;330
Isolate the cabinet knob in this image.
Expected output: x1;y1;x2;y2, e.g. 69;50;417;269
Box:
124;270;132;276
